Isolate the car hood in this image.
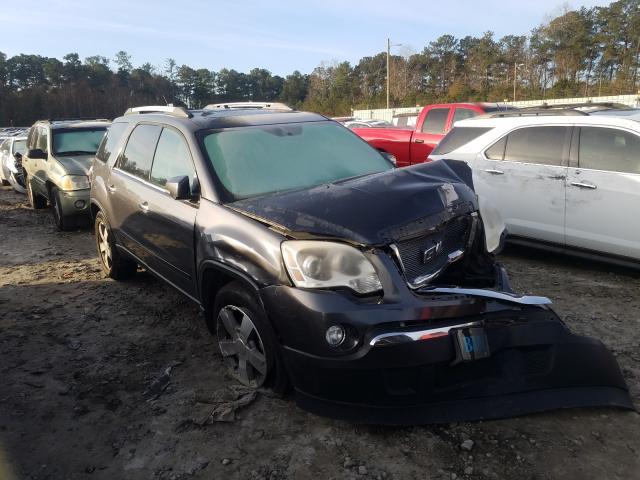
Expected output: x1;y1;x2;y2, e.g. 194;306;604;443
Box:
53;155;95;176
228;159;478;246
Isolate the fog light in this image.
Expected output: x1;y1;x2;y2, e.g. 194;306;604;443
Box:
74;200;86;209
325;325;345;347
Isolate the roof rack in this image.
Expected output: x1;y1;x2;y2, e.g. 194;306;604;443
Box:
203;102;293;111
124;105;192;118
482;109;588;118
519;102;631;111
38;118;110;123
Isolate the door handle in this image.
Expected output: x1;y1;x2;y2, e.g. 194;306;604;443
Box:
484;169;504;175
107;184;116;193
138;201;149;212
571;181;597;190
414;139;424;144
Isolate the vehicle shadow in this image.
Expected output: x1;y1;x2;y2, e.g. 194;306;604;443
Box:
500;243;640;279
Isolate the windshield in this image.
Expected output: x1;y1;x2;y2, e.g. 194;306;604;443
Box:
52;128;107;156
13;140;26;155
201;121;393;200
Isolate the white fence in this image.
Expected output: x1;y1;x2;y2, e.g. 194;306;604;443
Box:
352;94;640;121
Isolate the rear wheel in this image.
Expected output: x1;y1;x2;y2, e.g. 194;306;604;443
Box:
213;282;289;394
25;175;46;209
94;210;137;280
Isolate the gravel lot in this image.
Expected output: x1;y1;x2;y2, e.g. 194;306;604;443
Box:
1;185;638;480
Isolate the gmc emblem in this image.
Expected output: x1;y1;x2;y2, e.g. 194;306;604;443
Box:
422;240;443;263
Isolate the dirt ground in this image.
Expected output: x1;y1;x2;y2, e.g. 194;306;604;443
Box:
1;185;639;480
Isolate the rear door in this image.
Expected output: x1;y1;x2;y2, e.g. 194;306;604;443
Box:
108;123;162;264
410;106;451;164
473;125;571;244
565;126;640;260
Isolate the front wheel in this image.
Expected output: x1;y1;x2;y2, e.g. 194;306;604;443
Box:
51;187;75;231
94;210;137;280
213;282;289;394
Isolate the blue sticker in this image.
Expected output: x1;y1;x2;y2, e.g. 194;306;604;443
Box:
464;337;474;353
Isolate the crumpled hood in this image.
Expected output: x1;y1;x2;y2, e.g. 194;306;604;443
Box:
228;159;479;245
53;155;95;176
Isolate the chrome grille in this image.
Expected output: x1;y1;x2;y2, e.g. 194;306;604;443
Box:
393;216;471;288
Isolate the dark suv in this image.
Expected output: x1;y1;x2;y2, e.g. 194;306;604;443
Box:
89;104;632;424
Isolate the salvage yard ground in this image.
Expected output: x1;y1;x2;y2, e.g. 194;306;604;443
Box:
0;185;639;480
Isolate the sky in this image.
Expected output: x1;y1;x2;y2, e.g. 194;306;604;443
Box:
0;0;611;76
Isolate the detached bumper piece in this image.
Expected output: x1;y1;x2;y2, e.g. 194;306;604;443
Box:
286;311;634;425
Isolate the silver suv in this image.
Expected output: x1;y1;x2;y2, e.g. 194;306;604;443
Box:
22;119;110;230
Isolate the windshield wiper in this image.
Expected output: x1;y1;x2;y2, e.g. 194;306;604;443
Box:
55;150;96;156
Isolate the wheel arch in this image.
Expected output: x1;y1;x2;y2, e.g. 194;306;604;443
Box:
199;260;262;315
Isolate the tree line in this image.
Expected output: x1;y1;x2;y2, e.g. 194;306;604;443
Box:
0;0;638;125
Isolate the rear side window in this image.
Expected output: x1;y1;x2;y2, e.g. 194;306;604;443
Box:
432;127;492;155
485;136;506;160
36;127;48;153
119;124;162;180
96;122;128;163
150;128;196;188
503;127;569;166
421;108;450;134
453;108;479;123
579;127;640;174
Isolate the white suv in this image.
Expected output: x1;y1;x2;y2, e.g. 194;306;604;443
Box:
429;112;640;264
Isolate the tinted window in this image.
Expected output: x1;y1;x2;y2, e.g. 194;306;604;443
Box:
503;127;568;165
119;124;161;179
432;127;493;155
421;108;449;134
579;127;640;174
151;128;196;188
453;108;479;123
202;121;393;200
485;136;506;160
96;122;128;163
52;128;107;156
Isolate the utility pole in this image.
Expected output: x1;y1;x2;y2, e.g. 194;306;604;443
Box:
386;38;390;109
386;38;402;109
513;62;524;102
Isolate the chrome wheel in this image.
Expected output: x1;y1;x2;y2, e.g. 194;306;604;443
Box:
216;305;268;388
97;219;112;270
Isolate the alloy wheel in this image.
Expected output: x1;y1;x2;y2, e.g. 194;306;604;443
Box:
97;220;112;270
216;305;268;388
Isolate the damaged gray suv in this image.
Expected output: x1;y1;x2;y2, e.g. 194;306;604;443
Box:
89;104;633;424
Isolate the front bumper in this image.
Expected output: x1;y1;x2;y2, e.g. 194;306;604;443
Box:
57;188;91;219
260;275;634;424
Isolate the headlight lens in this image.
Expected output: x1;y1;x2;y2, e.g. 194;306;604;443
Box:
59;175;90;191
281;240;383;294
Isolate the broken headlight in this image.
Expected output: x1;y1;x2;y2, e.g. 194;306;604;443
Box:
281;241;382;294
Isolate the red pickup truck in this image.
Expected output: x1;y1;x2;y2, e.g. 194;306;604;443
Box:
352;103;513;167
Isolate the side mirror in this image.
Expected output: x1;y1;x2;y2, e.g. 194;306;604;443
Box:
166;175;191;200
13;152;22;161
27;149;47;160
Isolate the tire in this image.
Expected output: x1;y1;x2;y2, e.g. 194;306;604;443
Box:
25;175;47;209
50;186;76;231
212;282;289;394
94;210;137;280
